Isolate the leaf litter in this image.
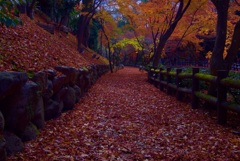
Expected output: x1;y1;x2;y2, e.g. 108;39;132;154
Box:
8;67;240;161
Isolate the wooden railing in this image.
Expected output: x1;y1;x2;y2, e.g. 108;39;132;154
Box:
148;67;240;125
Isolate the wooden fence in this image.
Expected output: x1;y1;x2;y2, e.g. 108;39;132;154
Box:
148;67;240;125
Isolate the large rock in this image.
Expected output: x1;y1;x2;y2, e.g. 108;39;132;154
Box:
92;66;99;81
43;80;53;102
82;68;91;91
44;99;63;121
52;75;68;93
0;136;6;161
31;71;47;93
4;131;24;156
76;73;85;90
19;123;39;142
89;65;98;81
84;74;91;91
0;111;4;133
62;87;76;111
90;71;97;85
0;72;28;101
1;81;38;134
76;71;90;93
31;96;44;129
29;73;46;129
53;87;68;101
73;85;81;103
55;66;79;86
45;69;56;81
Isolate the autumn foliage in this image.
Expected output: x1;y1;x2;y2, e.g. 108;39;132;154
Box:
1;1;240;160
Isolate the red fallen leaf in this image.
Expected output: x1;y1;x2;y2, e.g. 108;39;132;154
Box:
0;14;107;72
7;68;240;160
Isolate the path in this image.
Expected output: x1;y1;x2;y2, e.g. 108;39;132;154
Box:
9;67;240;160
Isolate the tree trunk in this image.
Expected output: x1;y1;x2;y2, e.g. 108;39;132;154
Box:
17;5;26;14
153;40;165;67
208;0;230;98
77;15;89;52
83;18;91;47
210;0;230;76
101;21;113;73
58;10;70;28
208;20;240;97
76;0;95;53
109;55;113;73
225;20;240;70
26;0;37;20
99;30;103;55
107;41;113;73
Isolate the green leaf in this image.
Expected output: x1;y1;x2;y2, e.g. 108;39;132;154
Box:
5;18;13;27
27;71;35;79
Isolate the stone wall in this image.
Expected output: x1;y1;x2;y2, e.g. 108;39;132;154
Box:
0;64;109;160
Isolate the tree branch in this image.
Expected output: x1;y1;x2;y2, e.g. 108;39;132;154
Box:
225;20;240;69
175;2;204;50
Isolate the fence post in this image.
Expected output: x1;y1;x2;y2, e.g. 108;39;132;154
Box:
167;67;172;95
147;70;151;82
176;68;183;101
153;70;159;87
148;66;154;82
217;70;228;125
192;68;199;109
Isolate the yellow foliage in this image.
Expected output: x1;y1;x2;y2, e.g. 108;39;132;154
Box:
206;47;228;60
223;47;228;59
205;51;212;60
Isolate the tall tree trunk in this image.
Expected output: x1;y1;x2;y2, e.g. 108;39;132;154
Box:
208;0;228;97
108;49;113;73
112;53;115;68
135;52;142;66
99;29;103;55
58;10;70;28
208;20;240;97
106;39;113;73
207;0;240;99
83;18;91;47
77;15;89;52
76;0;100;53
26;0;37;20
50;0;57;21
17;4;26;14
100;20;113;73
225;20;240;70
153;40;166;67
210;0;230;75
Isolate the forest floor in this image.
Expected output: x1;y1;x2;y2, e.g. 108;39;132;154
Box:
0;14;108;72
8;67;240;161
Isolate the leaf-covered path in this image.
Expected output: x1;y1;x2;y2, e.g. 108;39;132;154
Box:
9;67;240;160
